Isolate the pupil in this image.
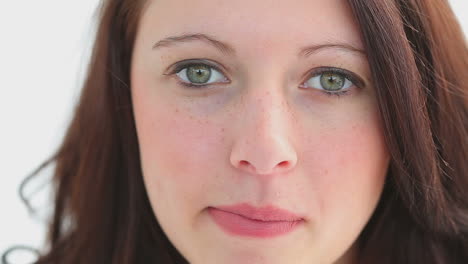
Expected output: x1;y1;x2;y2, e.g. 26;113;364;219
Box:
188;65;211;83
320;72;344;91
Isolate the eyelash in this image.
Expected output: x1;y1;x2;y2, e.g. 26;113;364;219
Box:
166;60;364;98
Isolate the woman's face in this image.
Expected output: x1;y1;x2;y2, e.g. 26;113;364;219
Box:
131;0;390;263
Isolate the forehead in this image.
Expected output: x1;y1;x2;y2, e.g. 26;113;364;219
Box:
138;0;364;57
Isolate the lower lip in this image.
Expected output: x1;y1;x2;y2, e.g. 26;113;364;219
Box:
207;207;303;238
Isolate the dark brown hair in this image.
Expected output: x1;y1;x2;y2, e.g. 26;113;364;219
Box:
3;0;467;263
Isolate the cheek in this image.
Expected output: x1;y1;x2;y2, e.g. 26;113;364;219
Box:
312;120;388;191
303;106;389;233
133;94;224;212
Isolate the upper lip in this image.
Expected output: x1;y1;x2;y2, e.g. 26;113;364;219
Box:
212;203;304;222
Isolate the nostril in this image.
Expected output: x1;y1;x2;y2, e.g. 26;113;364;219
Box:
239;160;256;173
278;161;290;168
239;160;250;166
239;160;251;169
237;160;292;175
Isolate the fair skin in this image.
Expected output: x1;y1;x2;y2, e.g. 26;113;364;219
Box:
131;0;390;263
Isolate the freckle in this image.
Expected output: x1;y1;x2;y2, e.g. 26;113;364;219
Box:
175;108;179;113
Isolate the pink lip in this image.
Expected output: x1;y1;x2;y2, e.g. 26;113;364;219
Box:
207;203;304;238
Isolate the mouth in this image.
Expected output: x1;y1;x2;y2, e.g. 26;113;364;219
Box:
207;203;304;238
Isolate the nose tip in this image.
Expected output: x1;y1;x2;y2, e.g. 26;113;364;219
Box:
230;136;298;176
236;159;297;176
229;87;297;177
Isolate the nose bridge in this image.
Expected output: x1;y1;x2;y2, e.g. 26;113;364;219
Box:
245;86;289;135
242;62;291;130
229;76;297;177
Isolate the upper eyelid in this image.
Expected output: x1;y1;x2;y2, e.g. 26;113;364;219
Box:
168;59;227;75
167;59;366;87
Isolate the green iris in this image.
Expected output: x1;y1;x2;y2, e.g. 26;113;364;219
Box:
320;72;345;91
187;65;211;84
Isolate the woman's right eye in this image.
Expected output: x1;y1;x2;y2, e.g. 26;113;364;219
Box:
174;63;229;88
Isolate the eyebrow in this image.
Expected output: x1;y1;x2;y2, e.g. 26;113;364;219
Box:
152;33;366;58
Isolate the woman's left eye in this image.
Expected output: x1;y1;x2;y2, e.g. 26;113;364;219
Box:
173;62;229;87
300;68;361;97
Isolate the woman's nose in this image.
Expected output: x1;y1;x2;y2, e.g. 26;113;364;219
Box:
229;90;298;177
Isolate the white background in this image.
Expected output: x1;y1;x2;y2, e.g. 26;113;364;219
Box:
0;0;467;263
